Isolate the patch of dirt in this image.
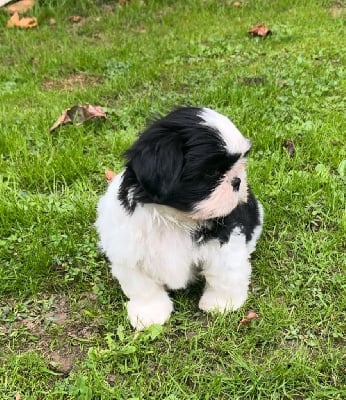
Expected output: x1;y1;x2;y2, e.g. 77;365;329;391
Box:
330;7;346;16
329;1;346;17
45;294;69;324
1;293;102;376
42;342;82;376
42;73;103;91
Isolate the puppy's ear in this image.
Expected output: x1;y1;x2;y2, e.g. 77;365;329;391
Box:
127;136;184;203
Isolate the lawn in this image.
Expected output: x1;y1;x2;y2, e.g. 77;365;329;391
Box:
0;0;345;399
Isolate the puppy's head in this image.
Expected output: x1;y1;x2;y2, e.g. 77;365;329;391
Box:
119;107;251;219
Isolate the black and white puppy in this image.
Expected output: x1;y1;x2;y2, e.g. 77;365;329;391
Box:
96;107;263;330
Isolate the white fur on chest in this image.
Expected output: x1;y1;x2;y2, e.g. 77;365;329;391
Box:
132;207;199;289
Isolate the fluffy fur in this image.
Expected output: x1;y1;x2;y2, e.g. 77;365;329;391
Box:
96;107;263;330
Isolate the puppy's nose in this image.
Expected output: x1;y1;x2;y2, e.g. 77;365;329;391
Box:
231;177;241;191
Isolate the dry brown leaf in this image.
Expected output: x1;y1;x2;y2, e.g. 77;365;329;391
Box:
50;105;107;132
6;0;35;14
284;139;295;157
105;170;117;183
68;15;83;23
7;11;37;28
237;310;260;329
248;24;272;37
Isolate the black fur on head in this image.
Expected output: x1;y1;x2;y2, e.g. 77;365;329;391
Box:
118;107;241;214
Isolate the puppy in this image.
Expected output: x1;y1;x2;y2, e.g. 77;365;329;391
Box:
96;107;263;330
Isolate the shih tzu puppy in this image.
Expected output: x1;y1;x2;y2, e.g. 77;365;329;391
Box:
96;107;263;330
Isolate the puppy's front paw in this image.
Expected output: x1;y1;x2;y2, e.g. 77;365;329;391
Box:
127;296;173;331
199;289;247;313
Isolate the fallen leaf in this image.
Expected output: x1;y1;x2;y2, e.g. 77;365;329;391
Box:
248;24;272;37
237;310;260;329
49;17;56;25
15;393;22;400
7;11;37;28
284;139;295;157
50;105;107;132
105;170;117;183
68;15;83;23
6;0;35;14
233;1;241;6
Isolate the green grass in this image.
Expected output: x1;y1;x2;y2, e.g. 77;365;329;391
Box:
0;0;345;398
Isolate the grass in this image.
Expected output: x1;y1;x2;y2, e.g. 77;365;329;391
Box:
0;0;345;398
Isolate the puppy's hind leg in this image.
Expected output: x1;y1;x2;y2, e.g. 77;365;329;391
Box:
111;264;173;331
